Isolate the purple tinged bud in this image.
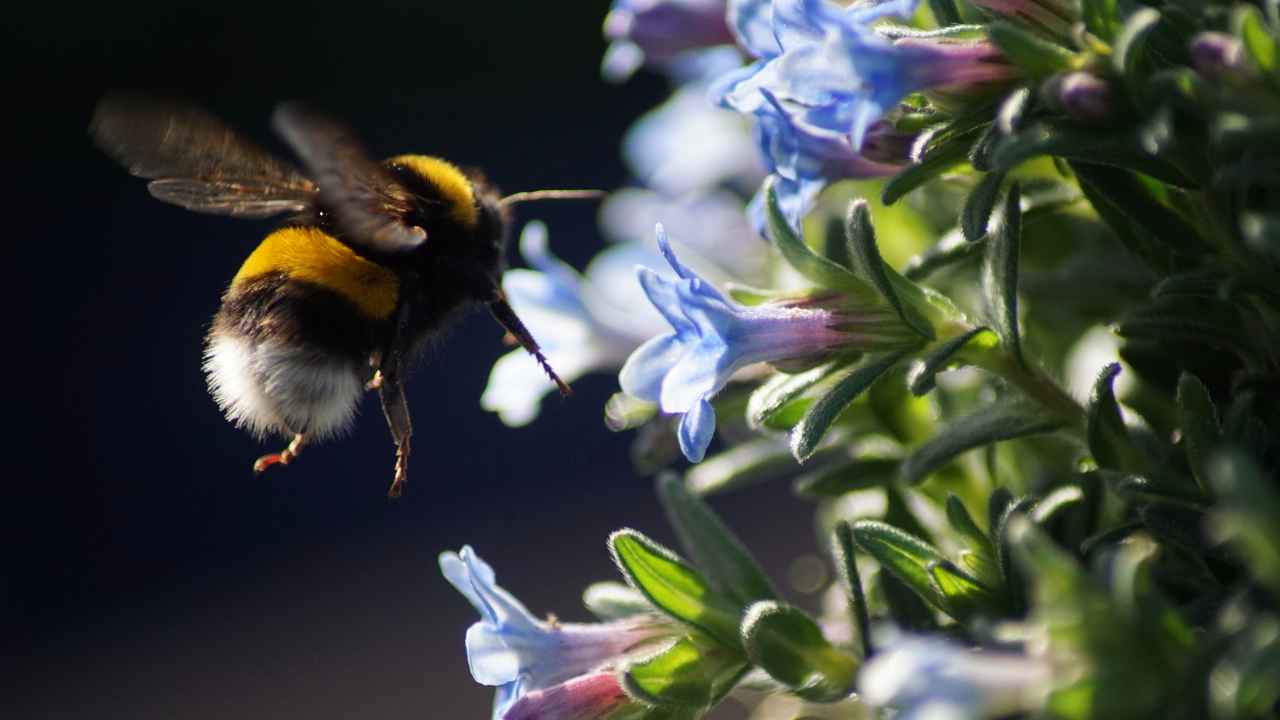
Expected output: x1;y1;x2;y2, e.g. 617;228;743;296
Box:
1190;31;1246;80
502;672;633;720
967;0;1076;38
1051;71;1113;123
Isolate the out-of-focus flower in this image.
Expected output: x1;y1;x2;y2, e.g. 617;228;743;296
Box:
968;0;1075;38
620;225;921;462
718;0;1015;148
603;0;736;82
1190;31;1247;80
1047;71;1114;123
440;546;672;720
624;84;767;197
482;223;670;426
858;635;1051;719
502;672;636;720
601;188;771;284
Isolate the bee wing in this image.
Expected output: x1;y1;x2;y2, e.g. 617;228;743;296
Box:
271;103;427;255
90;95;317;218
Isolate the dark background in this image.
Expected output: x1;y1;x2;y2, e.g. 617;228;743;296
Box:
6;3;814;718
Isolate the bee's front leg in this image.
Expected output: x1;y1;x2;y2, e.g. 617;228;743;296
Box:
378;372;412;498
377;302;413;498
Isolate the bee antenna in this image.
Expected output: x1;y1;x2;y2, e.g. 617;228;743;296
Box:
499;189;606;208
488;294;572;398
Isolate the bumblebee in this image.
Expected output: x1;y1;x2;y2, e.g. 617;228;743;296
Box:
92;96;593;497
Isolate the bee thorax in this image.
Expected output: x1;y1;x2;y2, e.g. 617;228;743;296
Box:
204;333;364;441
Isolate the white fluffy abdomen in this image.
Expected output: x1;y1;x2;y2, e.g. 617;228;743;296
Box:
204;334;364;440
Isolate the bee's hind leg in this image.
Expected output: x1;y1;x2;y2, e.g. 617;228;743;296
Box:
379;374;412;498
253;433;307;474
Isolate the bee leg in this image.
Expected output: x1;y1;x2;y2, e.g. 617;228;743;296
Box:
253;433;307;474
379;373;413;498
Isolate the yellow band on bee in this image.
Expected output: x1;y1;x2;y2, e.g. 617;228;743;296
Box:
387;154;479;228
233;227;400;319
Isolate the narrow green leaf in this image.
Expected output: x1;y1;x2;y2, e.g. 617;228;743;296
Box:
986;21;1075;80
1208;449;1280;597
927;560;1001;621
741;601;858;702
624;634;749;709
684;437;797;497
657;474;778;608
900;401;1062;485
609;530;743;648
791;353;907;462
834;522;873;657
993;123;1196;187
1081;0;1118;42
1030;485;1086;524
845;200;934;338
882;124;987;205
1069;163;1207;262
793;458;900;499
1236;4;1279;76
904;229;984;281
992;494;1036;612
928;0;962;27
747;363;839;430
1085;363;1145;473
907;327;995;395
583;581;652;621
1177;372;1221;494
852;520;950;614
764;178;876;298
962;172;1005;243
946;494;994;554
983;183;1024;366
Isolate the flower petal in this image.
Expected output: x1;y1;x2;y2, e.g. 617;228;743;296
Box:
659;340;726;413
440;550;492;622
678;397;718;462
620;334;686;402
465;622;523;687
728;0;779;57
460;547;542;635
636;267;698;336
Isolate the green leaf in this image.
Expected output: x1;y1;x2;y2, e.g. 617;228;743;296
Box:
927;559;1001;621
928;0;962;27
741;601;858;702
833;522;873;657
657;474;778;608
900;401;1062;484
764;178;876;298
992;122;1196;187
746;363;839;430
1069;163;1207;263
962;172;1005;243
904;229;984;281
1113;7;1162;96
852;520;954;615
983;183;1024;366
684;437;802;496
793;458;900;499
990;491;1034;612
1030;485;1086;524
1085;363;1145;473
1208;449;1280;597
791;353;907;462
882;124;988;205
1236;4;1279;76
583;581;652;620
624;634;749;709
1176;373;1221;494
606;393;659;432
986;21;1076;80
609;530;743;648
907;327;995;395
845;200;934;338
1081;0;1118;42
947;494;994;555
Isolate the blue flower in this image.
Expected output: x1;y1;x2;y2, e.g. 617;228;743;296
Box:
624;83;766;198
482;223;669;426
440;546;671;720
620;225;918;462
602;0;737;82
745;87;903;235
718;0;1014;147
858;634;1051;719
